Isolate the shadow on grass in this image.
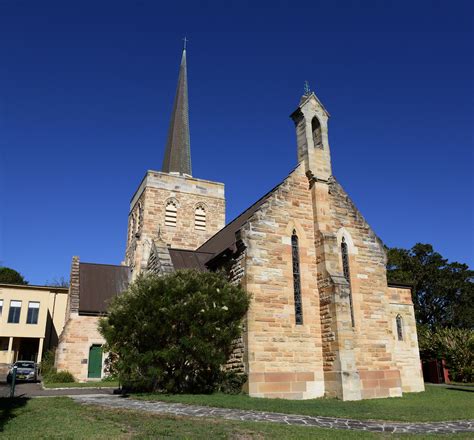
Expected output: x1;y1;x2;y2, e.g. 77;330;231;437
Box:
0;397;29;432
444;386;474;393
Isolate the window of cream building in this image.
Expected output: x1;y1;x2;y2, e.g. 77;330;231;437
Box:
8;300;22;324
27;301;40;324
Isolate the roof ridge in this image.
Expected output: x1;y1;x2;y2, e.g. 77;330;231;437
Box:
80;262;130;269
197;163;303;255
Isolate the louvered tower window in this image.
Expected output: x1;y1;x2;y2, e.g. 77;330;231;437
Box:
195;205;206;230
165;200;178;227
396;315;404;341
291;230;303;325
341;237;355;327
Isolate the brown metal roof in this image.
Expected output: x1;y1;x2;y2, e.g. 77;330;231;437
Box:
79;263;130;314
197;171;296;258
168;248;214;271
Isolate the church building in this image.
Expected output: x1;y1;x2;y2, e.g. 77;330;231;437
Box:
56;48;424;400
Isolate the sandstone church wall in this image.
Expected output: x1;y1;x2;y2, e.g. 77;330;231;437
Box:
326;180;405;398
388;286;425;393
55;256;107;381
55;314;105;381
222;248;247;374
240;165;325;399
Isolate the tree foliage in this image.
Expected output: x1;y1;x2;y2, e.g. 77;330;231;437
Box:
0;267;28;285
99;270;250;394
45;276;70;287
386;243;473;329
417;325;474;383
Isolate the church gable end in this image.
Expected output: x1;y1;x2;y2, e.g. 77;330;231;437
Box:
227;164;326;399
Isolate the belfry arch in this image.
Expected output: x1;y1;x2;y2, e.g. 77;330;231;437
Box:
311;116;323;149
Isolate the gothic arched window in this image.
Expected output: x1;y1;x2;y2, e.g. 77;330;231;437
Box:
311;116;323;149
291;230;303;325
396;315;404;341
341;237;355;327
165;200;178;227
195;205;206;230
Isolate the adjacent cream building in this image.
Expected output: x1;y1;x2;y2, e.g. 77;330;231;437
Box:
0;283;68;364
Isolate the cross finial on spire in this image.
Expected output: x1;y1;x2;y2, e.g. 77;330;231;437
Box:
304;80;311;96
183;36;188;50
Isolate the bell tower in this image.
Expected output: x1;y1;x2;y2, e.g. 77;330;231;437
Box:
290;86;332;181
125;46;226;278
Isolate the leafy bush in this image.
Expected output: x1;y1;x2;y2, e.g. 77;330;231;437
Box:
40;349;56;377
434;328;474;383
217;371;248;394
99;270;250;394
43;370;75;383
101;374;118;382
418;326;474;383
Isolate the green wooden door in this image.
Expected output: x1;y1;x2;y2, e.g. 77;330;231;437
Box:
88;345;102;378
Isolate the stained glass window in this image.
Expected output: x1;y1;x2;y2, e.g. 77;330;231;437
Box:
396;315;403;341
341;237;355;327
292;230;303;325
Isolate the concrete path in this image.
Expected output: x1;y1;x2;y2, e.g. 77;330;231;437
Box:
0;381;115;398
71;394;474;435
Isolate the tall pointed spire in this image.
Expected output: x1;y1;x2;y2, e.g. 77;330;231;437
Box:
162;47;192;175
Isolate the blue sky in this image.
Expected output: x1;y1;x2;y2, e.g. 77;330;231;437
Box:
0;0;472;284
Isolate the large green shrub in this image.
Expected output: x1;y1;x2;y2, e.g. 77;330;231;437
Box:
40;349;56;377
433;328;474;383
418;326;474;383
99;270;250;394
43;370;75;384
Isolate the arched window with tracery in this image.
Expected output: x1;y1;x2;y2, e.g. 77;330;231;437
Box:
311;116;323;149
165;200;178;227
396;315;404;341
341;237;355;327
291;230;303;325
195;205;206;230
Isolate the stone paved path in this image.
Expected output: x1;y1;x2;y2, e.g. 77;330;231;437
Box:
71;395;474;435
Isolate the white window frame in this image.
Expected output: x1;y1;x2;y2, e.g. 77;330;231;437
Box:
8;300;22;324
26;301;40;325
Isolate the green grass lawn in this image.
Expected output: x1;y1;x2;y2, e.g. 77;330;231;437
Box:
0;396;467;439
42;380;119;389
134;384;474;423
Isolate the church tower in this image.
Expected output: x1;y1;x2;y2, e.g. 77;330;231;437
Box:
290;87;332;182
125;47;226;278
